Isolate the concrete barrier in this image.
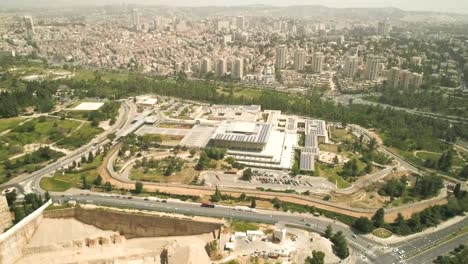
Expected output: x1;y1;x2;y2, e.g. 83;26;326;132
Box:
0;200;52;264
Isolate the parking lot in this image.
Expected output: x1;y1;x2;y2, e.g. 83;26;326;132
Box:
203;169;335;194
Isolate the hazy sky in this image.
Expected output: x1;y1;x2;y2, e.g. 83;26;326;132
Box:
1;0;468;14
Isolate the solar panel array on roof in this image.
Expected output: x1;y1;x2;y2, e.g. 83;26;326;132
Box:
211;105;261;113
211;121;272;144
302;147;319;155
287;118;296;130
300;152;315;171
305;119;327;137
305;134;318;148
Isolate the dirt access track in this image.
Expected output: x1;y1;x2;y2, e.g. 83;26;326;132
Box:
98;146;447;222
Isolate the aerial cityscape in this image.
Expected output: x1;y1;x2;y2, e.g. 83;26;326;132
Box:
0;1;467;264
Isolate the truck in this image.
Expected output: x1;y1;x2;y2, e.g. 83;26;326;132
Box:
201;202;215;208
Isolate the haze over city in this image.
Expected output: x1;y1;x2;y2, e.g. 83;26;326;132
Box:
0;1;467;264
0;0;468;14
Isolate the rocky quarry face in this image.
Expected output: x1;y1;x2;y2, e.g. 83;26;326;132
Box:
0;206;222;264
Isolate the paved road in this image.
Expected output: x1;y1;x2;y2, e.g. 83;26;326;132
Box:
406;234;468;264
331;94;468;125
1;96;464;264
55;193;382;263
378;217;468;264
0;100;135;193
52;193;467;264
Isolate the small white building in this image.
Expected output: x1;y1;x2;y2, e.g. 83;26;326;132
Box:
234;232;247;239
273;228;287;242
246;230;264;241
224;242;235;251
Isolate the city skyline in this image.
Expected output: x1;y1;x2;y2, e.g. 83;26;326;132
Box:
0;1;466;264
1;0;468;14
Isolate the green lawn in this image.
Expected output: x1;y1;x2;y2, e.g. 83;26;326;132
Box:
415;151;465;167
234;88;263;99
0;117;81;162
319;143;339;153
74;69;128;82
0;117;25;133
130;162;197;184
1;117;81;148
317;162;352;189
73;69;95;81
55;123;103;149
230;221;259;232
330;127;354;142
40;155;104;192
40;177;73;192
372;228;393;238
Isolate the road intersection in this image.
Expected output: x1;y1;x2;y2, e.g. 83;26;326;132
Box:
1;98;465;264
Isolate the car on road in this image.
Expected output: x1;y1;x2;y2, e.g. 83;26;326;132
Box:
201;202;215;208
352;234;357;239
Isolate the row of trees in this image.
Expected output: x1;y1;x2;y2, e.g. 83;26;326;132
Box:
353;184;468;235
210;187;256;208
433;244;467;264
3;147;64;178
371;88;468;118
45;74;468;155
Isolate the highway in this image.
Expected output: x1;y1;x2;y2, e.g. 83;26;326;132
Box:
54;193;386;264
1;97;465;264
406;233;468;264
331;94;468;125
52;193;468;264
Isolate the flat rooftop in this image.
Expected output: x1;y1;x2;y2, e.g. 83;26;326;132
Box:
212;121;272;144
300;152;315;171
72;102;104;111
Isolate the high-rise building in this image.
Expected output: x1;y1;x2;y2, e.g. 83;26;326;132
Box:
233;58;244;79
236;16;245;31
311;52;324;73
23;16;35;38
365;55;382;80
412;73;423;89
377;21;390;35
387;67;423;89
275;45;287;70
216;58;227;76
387;67;401;88
344;56;359;78
293;49;306;71
200;57;211;75
153;17;161;31
216;20;230;32
132;8;141;31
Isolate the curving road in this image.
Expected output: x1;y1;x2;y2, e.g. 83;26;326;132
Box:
0;99;136;195
1;97;465;264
